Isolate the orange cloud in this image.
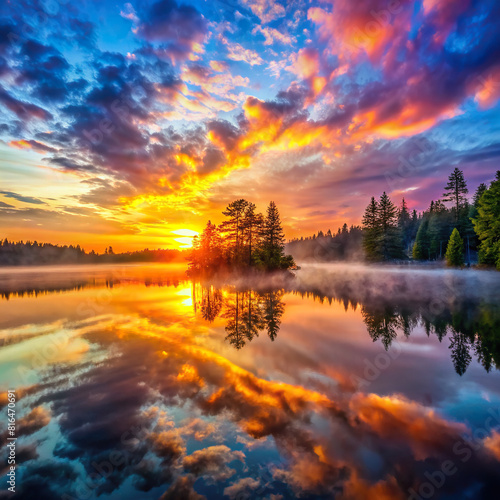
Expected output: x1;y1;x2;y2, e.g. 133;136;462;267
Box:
484;431;500;461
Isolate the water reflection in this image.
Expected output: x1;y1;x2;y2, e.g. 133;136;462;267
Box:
193;286;285;349
1;265;500;500
2;268;499;376
190;281;500;376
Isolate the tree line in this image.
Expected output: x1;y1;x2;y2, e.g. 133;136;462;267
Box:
363;168;500;267
286;168;500;269
0;239;183;266
187;199;295;274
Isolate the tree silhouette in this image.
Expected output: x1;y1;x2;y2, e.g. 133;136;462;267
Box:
449;329;472;376
223;291;248;349
200;286;224;322
361;306;399;350
398;198;412;253
442;167;468;223
220;199;250;265
242;203;264;267
262;290;285;341
259;201;293;270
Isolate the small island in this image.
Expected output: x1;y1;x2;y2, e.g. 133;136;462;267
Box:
187;199;295;276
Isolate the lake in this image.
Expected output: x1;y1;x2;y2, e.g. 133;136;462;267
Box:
1;263;499;500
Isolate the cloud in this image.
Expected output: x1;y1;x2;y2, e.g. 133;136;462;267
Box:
252;26;296;46
16;406;51;437
223;477;261;499
159;475;206;500
134;0;207;62
0;87;52;121
484;431;500;461
182;445;244;482
241;0;286;24
9;139;58;153
0;191;46;205
220;37;264;66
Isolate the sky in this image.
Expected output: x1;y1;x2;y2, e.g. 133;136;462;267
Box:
0;0;499;251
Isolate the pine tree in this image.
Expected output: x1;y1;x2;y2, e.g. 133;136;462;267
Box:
472;172;500;269
378;192;403;260
442;167;468;223
398;198;411;254
187;220;223;273
362;196;380;261
242;203;264;266
445;228;464;267
427;200;453;259
473;183;487;208
260;201;291;270
413;217;430;260
220;199;250;265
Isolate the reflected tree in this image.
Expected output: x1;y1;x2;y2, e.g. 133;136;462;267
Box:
194;285;286;349
262;290;285;341
449;329;472;376
361;306;400;350
200;286;224;322
223;291;248;350
192;278;500;375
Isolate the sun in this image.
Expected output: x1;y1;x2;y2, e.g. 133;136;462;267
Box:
172;229;199;237
171;229;199;248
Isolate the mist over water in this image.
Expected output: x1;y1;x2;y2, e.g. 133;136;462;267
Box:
294;262;500;304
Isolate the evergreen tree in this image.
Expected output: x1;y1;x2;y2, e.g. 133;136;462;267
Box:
188;220;223;273
242;203;264;266
410;209;419;241
427;200;453;259
398;198;412;254
445;228;465;267
378;192;404;260
473;183;487;208
260;201;289;269
220;199;250;265
472;172;500;269
413;217;430;260
263;290;285;341
362;197;380;261
442;167;468;223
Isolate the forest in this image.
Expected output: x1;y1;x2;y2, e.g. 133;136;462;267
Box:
187;199;295;275
287;169;500;269
0;240;183;266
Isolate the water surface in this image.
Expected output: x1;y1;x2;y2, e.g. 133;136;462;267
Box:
1;263;499;500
